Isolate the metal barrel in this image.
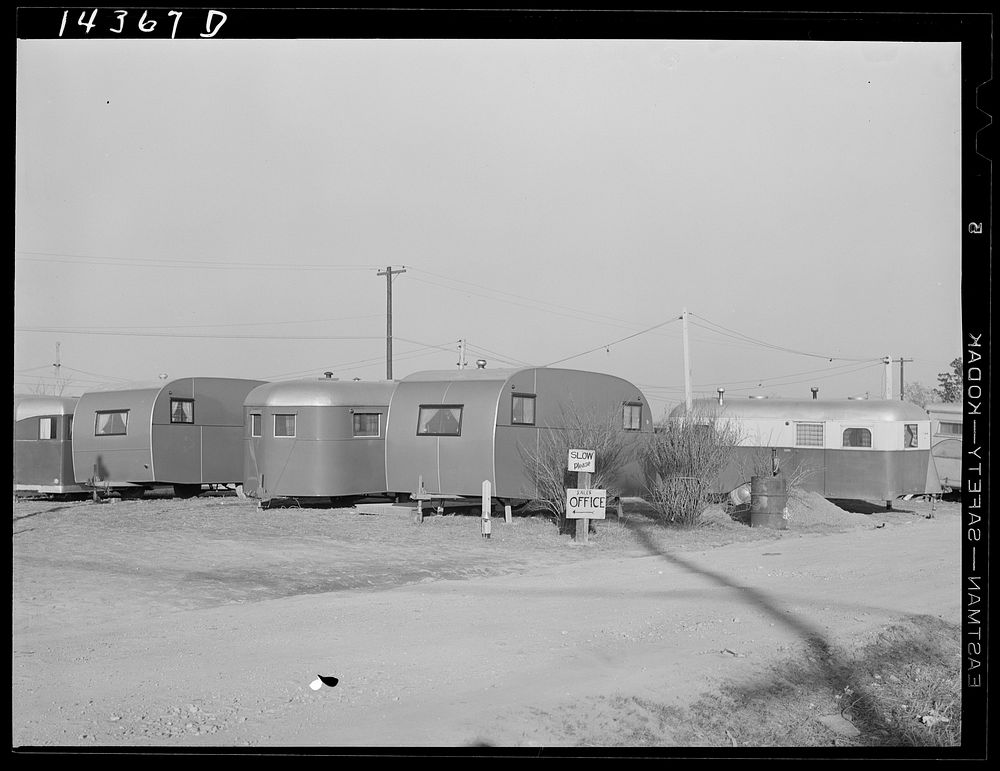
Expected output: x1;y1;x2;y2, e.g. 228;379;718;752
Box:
750;475;788;529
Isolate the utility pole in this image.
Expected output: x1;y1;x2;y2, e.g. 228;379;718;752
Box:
377;266;406;380
457;339;467;370
897;357;913;401
882;355;893;400
682;308;692;412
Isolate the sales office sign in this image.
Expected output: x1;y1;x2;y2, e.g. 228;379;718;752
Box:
565;489;607;520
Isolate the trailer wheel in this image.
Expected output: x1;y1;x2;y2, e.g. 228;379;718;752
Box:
173;484;202;499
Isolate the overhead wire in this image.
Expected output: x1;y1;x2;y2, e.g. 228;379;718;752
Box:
18;313;384;331
545;317;682;367
15;250;380;272
15;327;385;341
688;313;877;362
406;265;669;333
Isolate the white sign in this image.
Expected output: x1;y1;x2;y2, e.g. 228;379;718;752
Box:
565;488;607;519
567;448;596;473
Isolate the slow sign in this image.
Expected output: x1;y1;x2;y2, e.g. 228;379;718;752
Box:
568;448;596;473
565;488;607;519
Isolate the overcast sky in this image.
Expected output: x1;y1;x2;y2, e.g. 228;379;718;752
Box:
14;37;962;417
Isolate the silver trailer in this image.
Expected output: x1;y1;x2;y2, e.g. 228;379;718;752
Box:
72;377;265;498
384;367;653;502
924;401;962;492
243;378;398;501
669;396;942;504
14;395;84;495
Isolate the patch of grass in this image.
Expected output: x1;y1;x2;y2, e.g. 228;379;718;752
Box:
677;614;962;747
565;615;960;748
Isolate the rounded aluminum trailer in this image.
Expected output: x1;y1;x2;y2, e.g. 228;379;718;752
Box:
243;379;398;501
72;377;265;496
925;402;962;492
385;367;654;502
14;395;84;495
669;397;942;503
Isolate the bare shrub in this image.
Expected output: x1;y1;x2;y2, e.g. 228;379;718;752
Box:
733;447;820;507
641;409;741;527
518;405;636;532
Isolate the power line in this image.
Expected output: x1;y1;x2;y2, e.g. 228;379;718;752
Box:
688;313;876;362
260;338;455;381
18;313;384;331
545;317;681;367
407;266;666;333
15;327;385;341
15;250;380;272
464;342;534;368
637;360;886;395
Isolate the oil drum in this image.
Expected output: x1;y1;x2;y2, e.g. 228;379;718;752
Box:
750;475;788;529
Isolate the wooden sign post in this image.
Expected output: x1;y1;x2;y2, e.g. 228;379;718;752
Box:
575;470;592;543
566;449;605;544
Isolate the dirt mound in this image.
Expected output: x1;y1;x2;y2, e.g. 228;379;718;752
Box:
786;491;872;530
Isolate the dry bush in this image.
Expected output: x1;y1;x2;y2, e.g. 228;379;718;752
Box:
733;447;821;507
518;405;636;532
641;409;741;527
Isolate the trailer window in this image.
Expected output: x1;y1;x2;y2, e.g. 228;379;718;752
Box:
903;424;918;449
511;394;536;425
353;413;381;437
38;417;57;440
95;410;128;436
417;405;463;436
937;421;962;437
623;403;642;431
170;398;194;424
795;422;824;447
250;413;261;437
842;427;872;448
274;414;296;438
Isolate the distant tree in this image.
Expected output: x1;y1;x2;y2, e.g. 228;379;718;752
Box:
903;381;934;409
934;357;963;403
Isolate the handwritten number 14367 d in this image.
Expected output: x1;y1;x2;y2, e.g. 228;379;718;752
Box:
59;9;228;39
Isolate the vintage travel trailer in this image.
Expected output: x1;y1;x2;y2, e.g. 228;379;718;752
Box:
669;396;942;504
72;377;265;497
13;395;85;495
384;367;654;503
242;377;398;501
925;401;962;492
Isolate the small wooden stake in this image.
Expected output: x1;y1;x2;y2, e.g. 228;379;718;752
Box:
414;475;424;524
504;504;512;524
481;479;492;539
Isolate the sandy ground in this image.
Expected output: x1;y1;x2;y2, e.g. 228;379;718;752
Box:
11;492;960;750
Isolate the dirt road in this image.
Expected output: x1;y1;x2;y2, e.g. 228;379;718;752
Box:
12;494;960;748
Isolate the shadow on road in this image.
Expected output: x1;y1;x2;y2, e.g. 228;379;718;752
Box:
618;514;885;745
12;504;85;523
